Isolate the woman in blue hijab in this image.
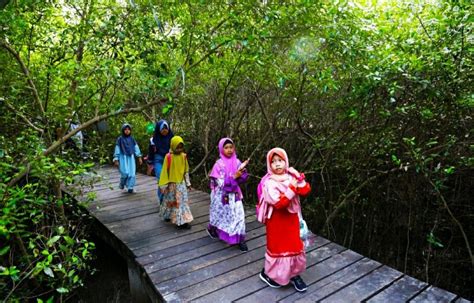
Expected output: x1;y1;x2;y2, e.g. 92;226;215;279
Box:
113;123;143;193
147;119;173;202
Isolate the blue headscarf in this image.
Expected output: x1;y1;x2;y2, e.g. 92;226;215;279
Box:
152;119;173;157
117;123;136;156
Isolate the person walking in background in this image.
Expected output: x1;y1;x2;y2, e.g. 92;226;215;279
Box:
113;123;143;193
147;119;173;203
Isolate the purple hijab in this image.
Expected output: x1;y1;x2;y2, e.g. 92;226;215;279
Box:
209;138;240;179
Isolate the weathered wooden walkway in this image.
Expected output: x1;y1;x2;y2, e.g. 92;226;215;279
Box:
71;166;469;302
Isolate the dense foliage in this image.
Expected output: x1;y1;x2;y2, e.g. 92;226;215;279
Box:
1;0;472;301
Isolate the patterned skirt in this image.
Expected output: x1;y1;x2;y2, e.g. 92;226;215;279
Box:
208;188;246;244
160;181;193;226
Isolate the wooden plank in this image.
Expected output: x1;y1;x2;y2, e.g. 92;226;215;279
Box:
121;213;215;246
154;241;268;294
97;208;161;224
282;257;381;303
86;176;157;191
95;198;207;225
409;285;457;302
127;212;257;250
319;265;403;302
87;175;206;198
91;195;158;212
134;229;222;259
152;231;267;283
79;187;157;204
106;212;165;241
135;218;261;264
91;189;209;209
367;275;428;303
202;244;356;303
453;297;471;303
129;216;258;253
162;238;332;302
235;245;352;303
290;259;382;302
97;197;211;225
145;224;266;274
92;200;158;216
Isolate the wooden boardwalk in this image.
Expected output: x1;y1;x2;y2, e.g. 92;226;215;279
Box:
71;166;468;303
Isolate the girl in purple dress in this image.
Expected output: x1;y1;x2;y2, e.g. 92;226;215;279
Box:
208;138;249;251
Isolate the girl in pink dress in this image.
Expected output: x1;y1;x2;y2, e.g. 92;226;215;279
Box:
258;147;311;292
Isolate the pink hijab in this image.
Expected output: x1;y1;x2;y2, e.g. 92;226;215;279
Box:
257;147;301;223
209;138;240;179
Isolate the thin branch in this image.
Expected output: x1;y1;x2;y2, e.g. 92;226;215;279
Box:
428;178;474;267
190;118;212;174
416;14;433;42
7;98;168;187
325;167;401;226
189;16;229;64
4;100;44;133
0;40;45;115
187;39;232;71
254;90;272;130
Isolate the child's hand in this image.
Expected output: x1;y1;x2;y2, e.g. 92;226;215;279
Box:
114;160;119;167
138;158;143;166
234;170;243;179
288;167;300;178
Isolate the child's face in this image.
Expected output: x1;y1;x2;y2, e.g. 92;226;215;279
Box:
174;143;184;154
124;128;131;136
271;154;286;175
223;143;234;158
160;128;169;136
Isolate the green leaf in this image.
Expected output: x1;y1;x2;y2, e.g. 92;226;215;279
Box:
64;236;74;246
0;245;10;256
443;166;455;175
391;155;401;165
56;287;69;294
427;232;444;248
348;109;358;119
47;236;61;247
44;267;54;278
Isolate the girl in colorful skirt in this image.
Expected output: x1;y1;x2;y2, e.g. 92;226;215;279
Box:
258;147;311;292
147;119;173;202
158;136;193;229
208;138;249;251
